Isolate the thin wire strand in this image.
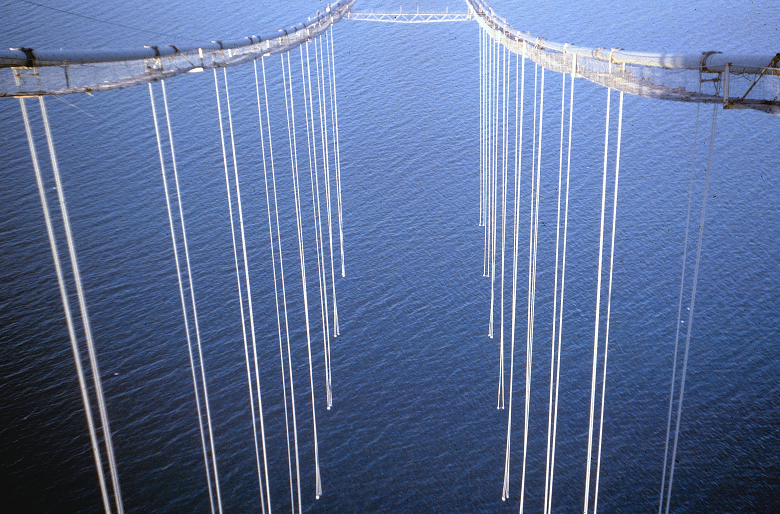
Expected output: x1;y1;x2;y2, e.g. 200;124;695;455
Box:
282;52;322;499
658;70;703;514
264;55;303;514
325;28;340;337
149;83;215;514
224;67;274;513
664;103;718;514
479;27;484;228
40;95;125;514
315;37;334;403
483;31;491;277
328;26;346;278
546;54;577;514
583;82;611;514
20;95;113;514
498;43;509;409
253;58;296;514
305;41;332;409
502;45;524;502
489;38;500;338
593;86;624;514
162;80;223;514
543;68;567;514
520;62;542;514
213;67;263;514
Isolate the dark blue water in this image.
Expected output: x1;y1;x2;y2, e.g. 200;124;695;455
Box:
1;1;779;513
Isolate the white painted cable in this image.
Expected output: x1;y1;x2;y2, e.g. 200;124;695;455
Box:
497;43;509;409
593;86;624;514
483;31;491;277
39;96;125;514
226;68;273;513
546;54;577;514
263;55;303;514
213;68;266;513
316;37;334;402
489;38;500;338
501;45;525;502
20;95;113;514
305;42;332;409
664;104;718;514
253;58;297;514
543;68;567;514
282;52;323;499
519;62;543;514
148;83;215;514
658;71;702;514
583;82;611;514
328;26;346;279
324;29;340;338
479;27;484;229
162;80;223;514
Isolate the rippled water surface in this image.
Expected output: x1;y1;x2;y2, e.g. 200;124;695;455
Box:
1;1;778;513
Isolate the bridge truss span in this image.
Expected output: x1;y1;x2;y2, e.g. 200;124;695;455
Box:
345;9;472;23
468;0;780;115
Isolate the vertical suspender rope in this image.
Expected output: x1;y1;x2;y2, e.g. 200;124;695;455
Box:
593;79;624;514
519;60;538;514
483;31;491;278
479;27;484;229
304;42;333;410
324;28;341;337
492;36;498;286
520;62;544;514
253;59;298;514
530;67;545;395
216;68;273;514
161;80;223;514
543;66;568;514
38;96;126;514
149;83;215;514
228;66;274;514
485;27;489;236
494;37;500;297
482;27;489;273
485;28;489;230
503;43;511;407
664;103;718;514
213;69;263;512
262;56;304;514
312;38;335;400
282;52;323;500
584;78;612;514
317;36;335;397
489;38;500;338
658;69;703;514
328;26;346;279
498;43;508;409
485;28;489;237
492;37;500;308
546;54;577;514
20;95;113;514
494;38;500;293
501;45;525;502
